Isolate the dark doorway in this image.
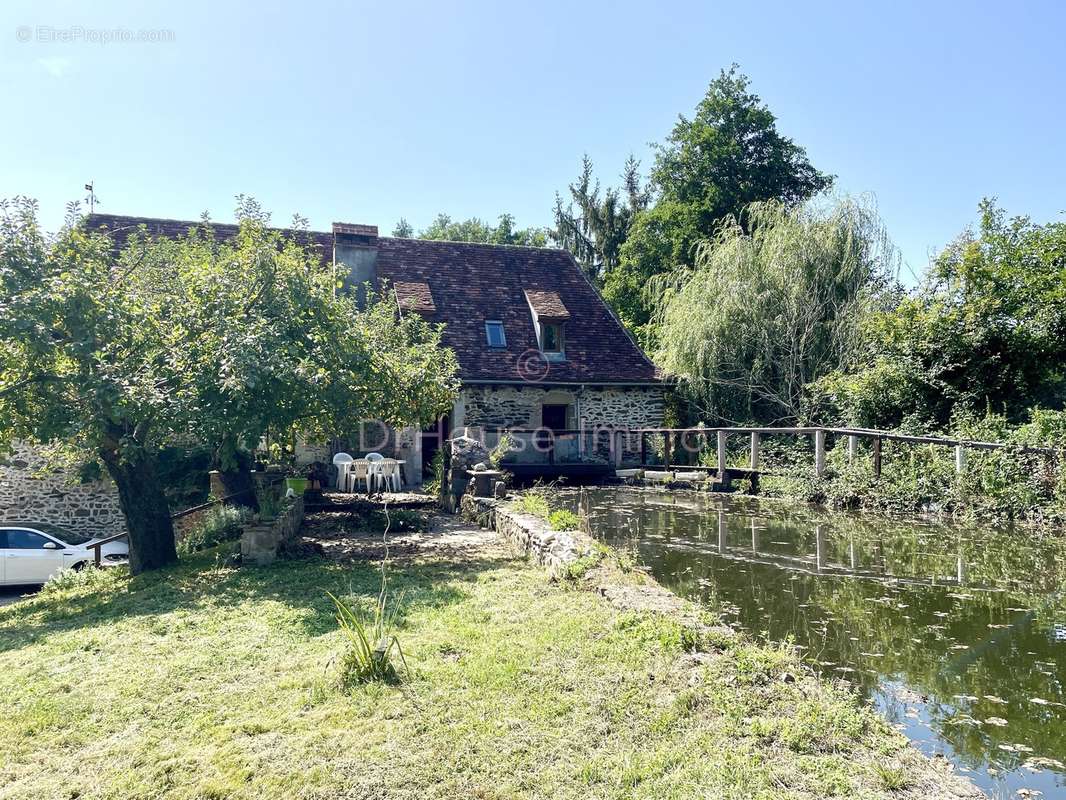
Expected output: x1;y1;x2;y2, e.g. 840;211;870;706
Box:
539;404;570;465
421;413;451;478
542;404;569;431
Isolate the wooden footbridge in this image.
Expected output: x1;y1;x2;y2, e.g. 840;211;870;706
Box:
481;425;1059;488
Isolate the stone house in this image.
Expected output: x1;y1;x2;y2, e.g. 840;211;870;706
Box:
0;214;665;527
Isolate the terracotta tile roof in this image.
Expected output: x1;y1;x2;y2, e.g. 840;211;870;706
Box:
394;281;436;313
524;289;570;321
85;213;662;385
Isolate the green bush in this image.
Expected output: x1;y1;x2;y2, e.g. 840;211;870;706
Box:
367;508;427;533
179;505;251;554
514;491;551;518
256;482;284;519
41;563;124;596
760;408;1066;522
560;551;602;581
547;509;582;531
423;447;446;498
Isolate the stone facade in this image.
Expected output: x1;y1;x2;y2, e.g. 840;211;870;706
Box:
578;387;666;428
456;384;665;430
0;441;126;537
455;384;664;465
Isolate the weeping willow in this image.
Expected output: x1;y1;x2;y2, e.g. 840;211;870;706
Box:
652;198;897;423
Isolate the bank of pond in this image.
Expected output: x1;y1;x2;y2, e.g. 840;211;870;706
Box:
559;486;1066;800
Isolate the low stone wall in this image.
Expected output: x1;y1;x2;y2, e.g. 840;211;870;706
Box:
240;495;305;566
461;495;595;576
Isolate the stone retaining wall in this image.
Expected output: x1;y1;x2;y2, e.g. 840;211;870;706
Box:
0;441;125;537
240;495;305;566
461;494;595;576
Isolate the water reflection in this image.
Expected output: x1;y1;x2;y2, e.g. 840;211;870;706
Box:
562;487;1066;799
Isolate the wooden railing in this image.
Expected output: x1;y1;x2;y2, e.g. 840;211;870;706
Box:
86;480;279;567
479;425;1059;478
628;426;1059;477
85;532;129;567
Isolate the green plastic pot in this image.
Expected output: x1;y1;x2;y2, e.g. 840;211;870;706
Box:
284;477;309;494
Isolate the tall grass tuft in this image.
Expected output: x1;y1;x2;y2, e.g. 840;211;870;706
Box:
41;562;124;597
327;589;408;686
329;500;409;686
514;488;551;518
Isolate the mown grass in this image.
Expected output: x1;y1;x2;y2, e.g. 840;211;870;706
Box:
0;543;948;799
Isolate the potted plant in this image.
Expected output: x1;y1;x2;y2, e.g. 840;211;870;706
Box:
255;483;282;522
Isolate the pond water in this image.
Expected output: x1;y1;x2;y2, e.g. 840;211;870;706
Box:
560;487;1066;799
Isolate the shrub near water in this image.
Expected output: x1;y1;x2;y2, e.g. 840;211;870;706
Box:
760;409;1066;521
514;490;551;518
547;509;582;531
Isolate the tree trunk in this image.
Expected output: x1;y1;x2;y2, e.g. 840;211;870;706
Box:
99;446;178;574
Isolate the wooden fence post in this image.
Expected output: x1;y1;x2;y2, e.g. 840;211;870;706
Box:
640;432;647;467
750;431;760;470
872;437;882;478
663;432;672;470
848;434;858;463
954;444;966;475
717;430;728;477
814;430;826;477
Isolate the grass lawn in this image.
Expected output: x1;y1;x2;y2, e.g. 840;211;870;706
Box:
0;522;975;800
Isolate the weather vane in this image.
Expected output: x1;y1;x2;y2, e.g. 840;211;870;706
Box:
84;181;99;214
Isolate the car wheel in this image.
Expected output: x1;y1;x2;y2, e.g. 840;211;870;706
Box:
71;561;88;571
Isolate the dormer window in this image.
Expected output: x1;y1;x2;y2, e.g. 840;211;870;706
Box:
485;320;507;348
394;281;435;315
541;322;563;353
524;289;570;361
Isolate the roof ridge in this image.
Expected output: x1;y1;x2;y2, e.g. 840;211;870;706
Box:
379;236;564;254
88;214;563;253
86;213;326;241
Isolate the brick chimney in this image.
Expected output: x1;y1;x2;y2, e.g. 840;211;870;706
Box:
332;222;378;305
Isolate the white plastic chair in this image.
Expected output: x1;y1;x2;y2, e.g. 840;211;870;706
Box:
351;460;371;493
332;452;354;492
378;458;402;492
364;453;384;493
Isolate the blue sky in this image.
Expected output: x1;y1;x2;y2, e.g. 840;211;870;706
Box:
2;0;1064;281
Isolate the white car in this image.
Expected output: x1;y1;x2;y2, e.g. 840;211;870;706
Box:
0;523;129;586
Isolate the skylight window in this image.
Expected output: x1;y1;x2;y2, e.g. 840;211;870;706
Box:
485;320;507;348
